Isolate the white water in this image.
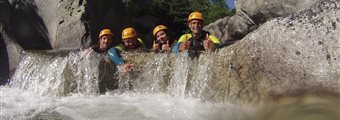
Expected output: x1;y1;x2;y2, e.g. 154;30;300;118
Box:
1;50;339;119
0;50;254;119
0;86;252;120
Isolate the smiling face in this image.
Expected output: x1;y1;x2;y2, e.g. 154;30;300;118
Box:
123;37;138;49
155;30;169;44
99;35;113;50
188;19;203;35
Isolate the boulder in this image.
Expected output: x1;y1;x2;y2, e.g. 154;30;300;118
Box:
205;0;320;42
215;0;340;104
34;0;90;49
0;28;22;84
0;0;22;84
203;17;230;40
9;0;52;50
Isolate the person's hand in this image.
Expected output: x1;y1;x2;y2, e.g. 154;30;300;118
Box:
179;35;190;51
203;34;215;50
152;41;160;50
151;41;160;52
162;41;171;53
122;63;134;72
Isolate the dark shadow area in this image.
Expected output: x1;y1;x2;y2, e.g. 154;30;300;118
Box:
86;0;156;49
0;35;9;85
87;0;127;47
10;0;52;50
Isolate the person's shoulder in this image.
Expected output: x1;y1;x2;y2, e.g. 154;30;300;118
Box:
137;38;144;44
178;34;192;42
114;44;126;51
137;38;146;48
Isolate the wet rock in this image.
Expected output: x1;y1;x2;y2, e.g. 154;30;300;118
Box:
10;49;120;96
216;0;340;104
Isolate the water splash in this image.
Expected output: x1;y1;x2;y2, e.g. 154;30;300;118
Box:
2;49;339;119
9;50;102;96
0;86;253;120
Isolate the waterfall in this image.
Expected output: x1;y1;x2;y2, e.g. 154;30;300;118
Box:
8;50;223;100
9;49;103;96
2;49;339;120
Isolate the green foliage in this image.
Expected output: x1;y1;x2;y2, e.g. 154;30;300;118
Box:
149;0;235;36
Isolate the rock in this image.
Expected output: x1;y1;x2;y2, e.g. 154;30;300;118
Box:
0;0;11;25
7;0;90;50
9;0;52;50
235;0;319;23
205;0;320;42
232;0;319;38
1;35;22;82
216;0;340;104
204;17;230;40
34;0;90;49
10;49;120;95
0;34;9;85
0;0;22;84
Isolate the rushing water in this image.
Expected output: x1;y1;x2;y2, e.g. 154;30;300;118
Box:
1;50;339;119
0;87;252;120
0;50;254;119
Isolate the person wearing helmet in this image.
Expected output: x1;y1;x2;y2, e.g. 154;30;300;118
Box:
90;28;133;72
121;27;145;50
106;27;146;72
172;11;220;55
91;28;115;53
150;25;176;53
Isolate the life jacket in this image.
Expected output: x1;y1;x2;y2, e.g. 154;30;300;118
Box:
175;31;220;53
107;38;146;65
119;38;146;51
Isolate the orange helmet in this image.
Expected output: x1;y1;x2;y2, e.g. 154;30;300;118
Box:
99;29;113;38
188;11;203;21
122;27;137;40
153;25;168;36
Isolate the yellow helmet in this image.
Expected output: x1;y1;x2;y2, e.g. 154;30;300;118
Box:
122;27;137;40
153;25;168;36
188;11;203;21
99;29;113;38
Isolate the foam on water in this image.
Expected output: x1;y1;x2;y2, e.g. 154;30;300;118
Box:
0;86;252;120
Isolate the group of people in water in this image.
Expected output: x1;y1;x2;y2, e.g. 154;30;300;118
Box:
90;11;221;72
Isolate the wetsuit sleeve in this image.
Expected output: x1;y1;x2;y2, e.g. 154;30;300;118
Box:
172;42;182;53
108;47;124;65
178;34;192;42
